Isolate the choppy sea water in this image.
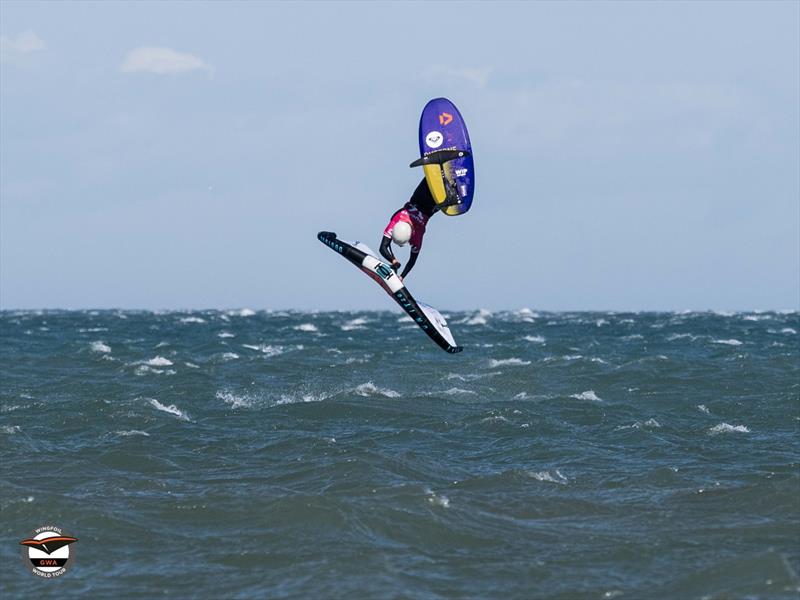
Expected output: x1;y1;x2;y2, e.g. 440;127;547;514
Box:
1;309;798;599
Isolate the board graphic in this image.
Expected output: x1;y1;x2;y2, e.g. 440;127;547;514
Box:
411;97;474;216
317;231;462;353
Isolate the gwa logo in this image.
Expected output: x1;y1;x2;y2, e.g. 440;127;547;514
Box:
19;525;78;578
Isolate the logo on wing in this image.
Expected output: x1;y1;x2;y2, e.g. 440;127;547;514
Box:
425;131;444;149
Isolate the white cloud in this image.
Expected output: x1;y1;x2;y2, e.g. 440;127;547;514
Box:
0;30;46;59
121;46;212;75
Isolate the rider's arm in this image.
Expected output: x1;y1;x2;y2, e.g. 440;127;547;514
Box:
400;251;418;279
379;236;401;272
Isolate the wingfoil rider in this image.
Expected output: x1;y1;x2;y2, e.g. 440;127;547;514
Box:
379;179;438;280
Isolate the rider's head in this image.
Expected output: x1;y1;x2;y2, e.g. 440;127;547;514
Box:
391;221;412;247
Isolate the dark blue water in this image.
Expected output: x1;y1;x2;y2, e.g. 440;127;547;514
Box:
1;309;798;599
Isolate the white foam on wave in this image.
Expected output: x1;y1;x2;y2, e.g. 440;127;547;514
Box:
616;419;661;431
424;487;450;508
524;335;546;344
548;354;584;362
146;356;173;366
780;328;797;334
147;398;190;421
1;425;21;434
221;352;239;361
135;365;176;376
344;356;368;364
441;387;477;396
80;327;108;332
217;390;255;409
596;319;609;327
622;334;644;341
742;314;772;321
712;338;743;346
184;362;200;369
233;309;256;317
571;390;603;402
179;316;206;324
697;404;710;414
91;341;111;354
397;315;414;323
709;423;750;434
667;333;700;342
115;430;150;437
446;372;501;381
276;390;333;405
218;332;235;338
481;414;510;424
489;358;531;368
242;344;284;357
462;308;492;326
527;470;568;484
354;382;400;398
294;323;319;332
514;308;537;322
445;373;466;381
136;365;162;375
341;317;368;331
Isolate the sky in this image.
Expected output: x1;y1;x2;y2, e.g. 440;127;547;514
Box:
1;0;798;311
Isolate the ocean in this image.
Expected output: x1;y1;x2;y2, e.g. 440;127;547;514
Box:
1;309;798;599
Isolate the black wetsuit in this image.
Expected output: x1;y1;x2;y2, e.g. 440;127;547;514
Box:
379;179;437;278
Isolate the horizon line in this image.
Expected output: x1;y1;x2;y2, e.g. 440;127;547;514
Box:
1;307;798;314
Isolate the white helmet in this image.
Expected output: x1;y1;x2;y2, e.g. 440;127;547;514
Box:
392;221;412;246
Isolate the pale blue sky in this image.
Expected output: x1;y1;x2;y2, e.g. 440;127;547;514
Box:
1;1;798;310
